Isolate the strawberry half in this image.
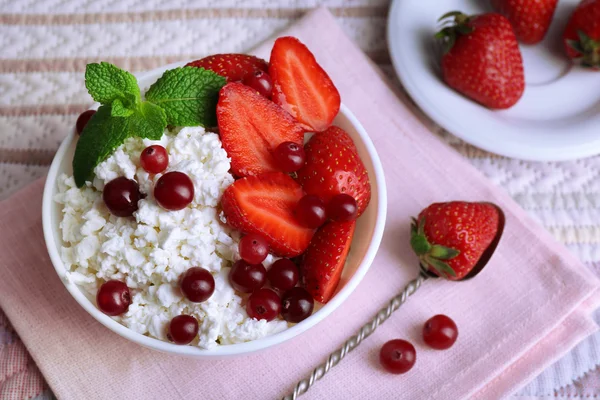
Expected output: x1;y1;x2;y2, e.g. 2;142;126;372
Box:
410;202;503;281
185;54;268;82
301;221;356;303
269;36;341;132
296;126;371;216
217;82;305;177
221;172;315;257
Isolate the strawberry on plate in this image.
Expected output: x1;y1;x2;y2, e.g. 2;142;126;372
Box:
435;12;525;109
410;201;503;281
296;126;371;216
301;221;356;303
269;36;341;132
186;54;268;82
563;0;600;69
491;0;558;45
217;82;305;177
221;172;315;257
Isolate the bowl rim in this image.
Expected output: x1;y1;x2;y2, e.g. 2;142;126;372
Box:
42;67;387;358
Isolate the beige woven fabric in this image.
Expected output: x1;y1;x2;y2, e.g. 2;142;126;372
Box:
0;1;598;397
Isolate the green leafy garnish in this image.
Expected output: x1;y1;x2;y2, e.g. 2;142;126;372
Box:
73;104;166;186
111;98;134;117
73;62;224;187
85;62;140;107
145;67;226;127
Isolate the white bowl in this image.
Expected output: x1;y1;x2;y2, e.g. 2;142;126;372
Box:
42;63;387;358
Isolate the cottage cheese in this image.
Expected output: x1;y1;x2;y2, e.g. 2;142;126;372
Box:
55;127;288;349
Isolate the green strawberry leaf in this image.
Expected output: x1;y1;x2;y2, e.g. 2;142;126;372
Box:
424;255;457;278
430;244;460;260
85;62;141;106
145;66;226;127
73;101;166;187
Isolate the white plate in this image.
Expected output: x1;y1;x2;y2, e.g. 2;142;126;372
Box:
387;0;600;161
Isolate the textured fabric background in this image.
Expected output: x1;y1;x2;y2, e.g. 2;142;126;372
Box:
0;1;598;399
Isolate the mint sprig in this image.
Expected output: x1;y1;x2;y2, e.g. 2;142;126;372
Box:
85;62;140;108
73;62;225;187
146;67;226;127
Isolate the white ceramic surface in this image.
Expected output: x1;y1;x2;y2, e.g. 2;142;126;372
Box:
41;62;387;358
387;0;600;162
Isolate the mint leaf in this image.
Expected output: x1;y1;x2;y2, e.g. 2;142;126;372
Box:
111;99;134;117
132;101;167;140
85;62;141;106
145;67;226;127
73;102;167;187
73;105;131;187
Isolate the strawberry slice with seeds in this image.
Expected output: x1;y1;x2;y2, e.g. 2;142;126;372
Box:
185;54;268;82
217;82;305;177
301;221;356;303
269;36;341;132
221;172;315;257
297;126;371;216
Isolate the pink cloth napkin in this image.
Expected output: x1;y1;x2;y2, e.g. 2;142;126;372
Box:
1;8;599;400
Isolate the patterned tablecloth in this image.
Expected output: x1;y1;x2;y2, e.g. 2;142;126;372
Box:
0;1;599;399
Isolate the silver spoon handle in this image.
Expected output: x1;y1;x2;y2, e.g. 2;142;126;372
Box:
282;272;428;400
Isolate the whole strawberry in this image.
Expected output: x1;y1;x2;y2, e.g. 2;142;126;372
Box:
563;0;600;69
491;0;558;44
185;54;268;82
436;11;525;109
410;202;503;281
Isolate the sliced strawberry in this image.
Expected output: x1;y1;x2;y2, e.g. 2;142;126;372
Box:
217;82;305;177
186;54;268;82
221;172;315;257
297;126;371;216
269;36;341;132
301;221;356;303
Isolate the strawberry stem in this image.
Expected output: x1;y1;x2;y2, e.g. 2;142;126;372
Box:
568;30;600;69
410;216;460;279
435;11;474;54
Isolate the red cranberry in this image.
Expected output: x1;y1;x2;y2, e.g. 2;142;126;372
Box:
247;288;281;321
281;287;314;323
327;194;358;222
379;339;416;374
295;195;326;228
267;259;299;292
242;70;273;98
168;315;199;345
180;267;215;303
229;260;266;293
140;145;169;174
423;314;458;350
274;141;306;172
96;280;131;316
102;177;141;217
239;233;269;265
154;171;194;211
76;109;96;135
